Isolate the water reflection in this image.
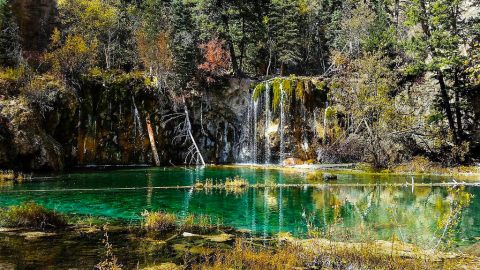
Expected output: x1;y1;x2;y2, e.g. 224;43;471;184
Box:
0;167;478;250
306;186;473;249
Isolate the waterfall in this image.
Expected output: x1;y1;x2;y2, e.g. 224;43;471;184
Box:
279;84;285;162
222;122;229;162
264;83;271;164
132;97;145;161
132;97;144;138
252;98;258;164
243;96;251;162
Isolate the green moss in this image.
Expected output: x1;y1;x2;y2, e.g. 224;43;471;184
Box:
272;78;282;112
295;79;304;101
325;106;337;121
311;78;327;91
282;77;292;97
252;82;266;101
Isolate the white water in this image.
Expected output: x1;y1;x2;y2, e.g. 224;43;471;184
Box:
252;99;258;164
279;84;285;162
264;83;271;164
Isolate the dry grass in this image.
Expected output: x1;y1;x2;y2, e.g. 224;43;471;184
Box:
189;237;475;270
0;201;67;229
180;214;220;234
191;239;304;270
142;210;177;232
142;211;223;234
393;156;480;176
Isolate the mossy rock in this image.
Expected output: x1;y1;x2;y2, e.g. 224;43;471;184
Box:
306;171;324;182
323;173;338;181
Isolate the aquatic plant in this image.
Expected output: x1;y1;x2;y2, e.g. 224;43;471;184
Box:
95;231;123;270
224;176;249;188
0;170;15;181
305;171;324;183
0;201;66;229
142;210;177;232
181;214;220;234
0;170;28;183
194;178;215;189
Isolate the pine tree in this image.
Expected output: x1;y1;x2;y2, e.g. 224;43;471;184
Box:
269;0;302;75
0;0;21;67
170;0;197;86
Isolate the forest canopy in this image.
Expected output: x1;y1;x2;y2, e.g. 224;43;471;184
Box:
0;0;479;169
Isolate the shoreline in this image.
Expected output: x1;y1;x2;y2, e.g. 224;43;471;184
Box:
0;222;478;270
214;163;480;181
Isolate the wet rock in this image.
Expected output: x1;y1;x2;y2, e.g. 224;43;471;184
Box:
203;233;234;243
182;232;234;243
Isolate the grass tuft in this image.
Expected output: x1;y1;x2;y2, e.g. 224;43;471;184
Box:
0;201;67;230
142;210;177;232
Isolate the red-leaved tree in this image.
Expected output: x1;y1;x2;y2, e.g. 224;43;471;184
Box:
198;39;231;82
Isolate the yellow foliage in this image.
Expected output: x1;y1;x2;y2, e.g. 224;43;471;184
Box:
58;0;119;38
46;34;97;74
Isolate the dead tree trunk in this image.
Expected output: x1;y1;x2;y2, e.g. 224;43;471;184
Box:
183;98;206;166
146;113;160;166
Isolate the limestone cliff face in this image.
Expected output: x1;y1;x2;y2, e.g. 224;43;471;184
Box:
11;0;57;55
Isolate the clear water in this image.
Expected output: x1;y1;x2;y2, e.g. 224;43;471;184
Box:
1;166;479;248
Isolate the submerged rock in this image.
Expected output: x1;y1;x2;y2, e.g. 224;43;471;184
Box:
19;231;57;240
323;173;338;181
182;232;234;243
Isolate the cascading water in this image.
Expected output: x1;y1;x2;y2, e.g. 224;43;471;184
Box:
252;99;258;164
238;78;326;165
279;84;285;163
132;96;146;161
264;83;271;164
132;97;144;138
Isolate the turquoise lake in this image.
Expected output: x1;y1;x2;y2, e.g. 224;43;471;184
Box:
0;166;479;248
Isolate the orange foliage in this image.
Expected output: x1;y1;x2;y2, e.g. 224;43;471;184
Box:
136;31;173;75
198;39;231;82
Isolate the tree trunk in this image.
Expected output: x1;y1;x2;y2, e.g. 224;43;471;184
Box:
437;71;458;143
146;113;160;166
454;71;463;139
